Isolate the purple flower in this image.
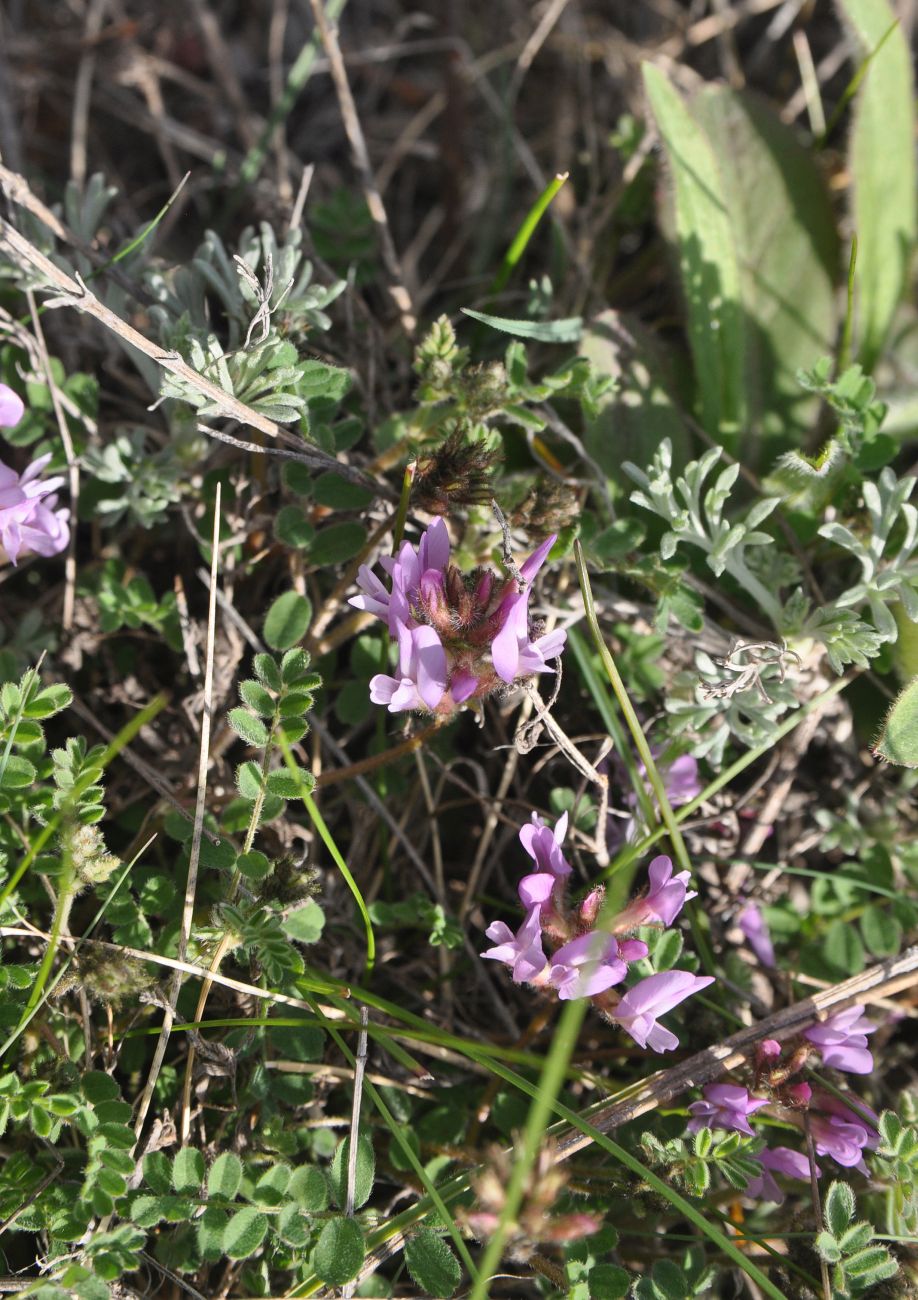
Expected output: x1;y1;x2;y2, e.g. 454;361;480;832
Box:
614;970;715;1053
809;1092;879;1170
491;535;566;682
803;1005;876;1075
687;1084;770;1137
613;855;696;930
809;1113;872;1169
548;931;627;1001
0;453;70;566
0;384;25;428
745;1147;813;1204
351;518;451;633
519;811;572;880
369;621;448;713
737;902;776;968
660;753;702;806
482;906;547;984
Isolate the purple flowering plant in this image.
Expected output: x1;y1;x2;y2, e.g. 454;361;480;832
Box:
481;809;713;1052
351;519;566;714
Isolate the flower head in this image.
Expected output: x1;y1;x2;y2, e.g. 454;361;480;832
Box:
614;970;714;1053
548;931;627;1001
803;1005;876;1075
352;522;565;714
809;1092;879;1170
519;811;571;880
481;906;547;985
369;621;447;713
613;855;696;930
0;452;70;566
687;1084;770;1137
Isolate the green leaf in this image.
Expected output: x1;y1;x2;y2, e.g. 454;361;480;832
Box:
642;63;745;450
282;900;325;944
222;1206;268;1259
276;1202;311;1246
308;521;367;566
82;1071;120;1104
287;1164;329;1211
171;1147;204;1194
143;1151;172;1195
838;0;917;368
263;591;312;650
843;1244;897;1280
587;1263;631;1299
404;1229;462;1298
873;674;918;766
264;766;316;799
197;1206;228;1260
686;85;838;450
313;472;373;510
275;505;316;550
460;307;583;343
228;708;269;748
313;1216;365;1286
825;1180;856;1236
860;903;902;957
822;919;865;978
0;755;36;789
238;680;275;717
236;760;264;799
207;1152;243;1200
330;1133;375;1209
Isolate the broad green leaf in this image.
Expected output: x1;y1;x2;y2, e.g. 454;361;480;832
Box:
238;680;276;718
821;919;865;977
642;63;745;450
228;708;269;748
838;0;917;369
873;674;918;766
313;1216;364;1286
460;307;583;343
142;1151;172;1195
263;591;312;650
287;1164;329;1211
222;1206;268;1259
588;1264;631;1299
197;1206;228;1260
207;1152;243;1200
825;1180;856;1236
0;755;36;789
404;1229;462;1298
330;1133;374;1209
171;1147;204;1194
860;904;902;957
313;471;373;510
82;1071;120;1104
275;505;316;550
264;765;316;799
688;86;838;449
308;521;367;566
282;899;325;944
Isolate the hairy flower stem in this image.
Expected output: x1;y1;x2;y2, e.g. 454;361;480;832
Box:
315;719;445;788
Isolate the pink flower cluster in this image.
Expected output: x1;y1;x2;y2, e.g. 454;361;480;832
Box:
481;810;712;1053
350;520;566;714
0;384;69;566
686;1008;880;1203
